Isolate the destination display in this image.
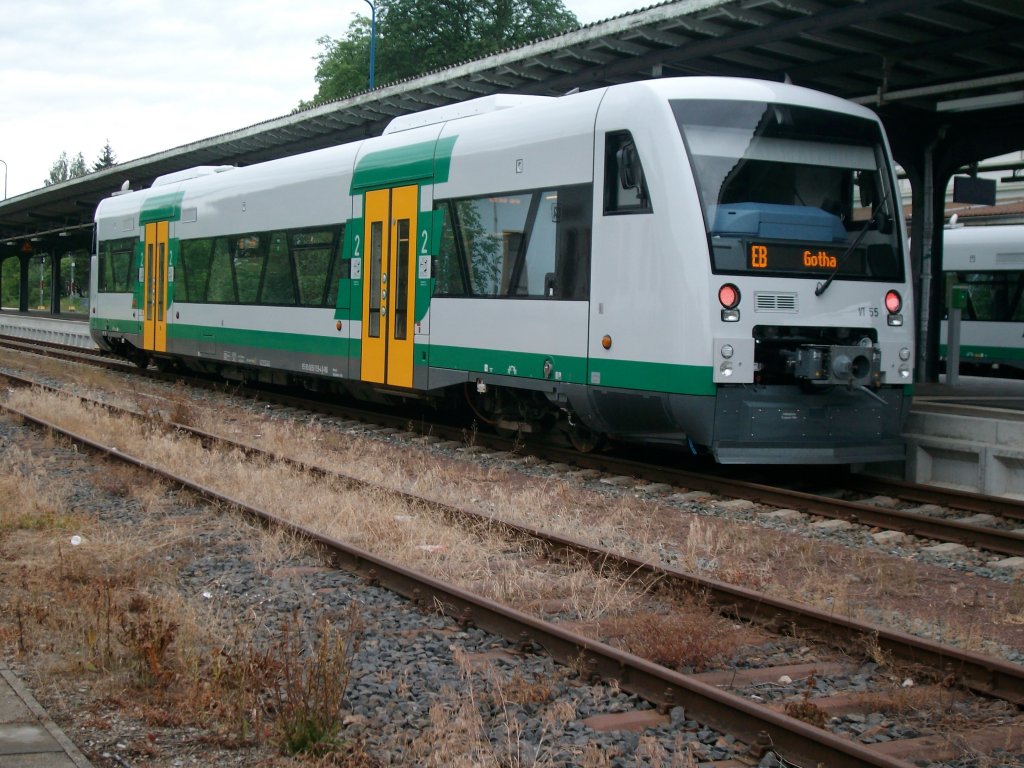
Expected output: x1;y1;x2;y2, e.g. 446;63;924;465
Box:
748;242;863;273
711;239;866;277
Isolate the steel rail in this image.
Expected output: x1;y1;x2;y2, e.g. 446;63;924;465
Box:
545;449;1024;558
839;472;1024;523
3;372;1022;707
0;399;918;768
5;333;1024;539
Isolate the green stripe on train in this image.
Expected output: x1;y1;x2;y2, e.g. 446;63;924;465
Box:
351;136;457;192
940;343;1024;361
139;191;185;224
93;319;716;396
90;317;143;334
427;344;715;395
169;323;352;355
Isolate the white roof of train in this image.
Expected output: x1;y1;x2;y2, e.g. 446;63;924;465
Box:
943;224;1024;270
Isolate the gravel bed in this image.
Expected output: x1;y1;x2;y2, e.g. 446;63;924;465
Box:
0;414;765;767
3;362;1023;766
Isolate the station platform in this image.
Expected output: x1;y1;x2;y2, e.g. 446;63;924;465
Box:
0;661;93;767
904;374;1024;498
0;312;96;351
1;312;1023;496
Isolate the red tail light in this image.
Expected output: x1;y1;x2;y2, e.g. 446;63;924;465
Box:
885;290;902;314
718;283;740;309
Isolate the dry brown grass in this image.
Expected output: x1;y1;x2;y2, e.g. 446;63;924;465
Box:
600;602;741;671
3;388;673;638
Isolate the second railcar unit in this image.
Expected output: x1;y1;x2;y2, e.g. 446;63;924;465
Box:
941;223;1024;374
90;77;915;464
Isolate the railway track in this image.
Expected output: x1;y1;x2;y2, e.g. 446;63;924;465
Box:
4;334;1024;561
2;365;1022;766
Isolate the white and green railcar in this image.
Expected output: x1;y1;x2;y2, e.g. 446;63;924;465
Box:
941;223;1024;373
91;77;914;464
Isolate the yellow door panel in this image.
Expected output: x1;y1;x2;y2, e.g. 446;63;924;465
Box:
360;185;418;388
155;220;168;353
361;189;389;384
386;185;417;388
142;222;170;354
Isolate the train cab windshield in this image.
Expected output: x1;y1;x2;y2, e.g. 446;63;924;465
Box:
672;99;903;283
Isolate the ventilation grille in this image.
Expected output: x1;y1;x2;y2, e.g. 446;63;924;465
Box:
754;292;798;312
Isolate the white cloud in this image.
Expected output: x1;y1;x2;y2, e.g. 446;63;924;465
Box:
0;0;643;198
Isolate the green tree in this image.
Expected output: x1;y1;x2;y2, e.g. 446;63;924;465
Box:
93;140;117;171
305;0;579;105
43;151;89;186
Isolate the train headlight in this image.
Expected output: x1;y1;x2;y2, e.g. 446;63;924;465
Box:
719;361;734;377
885;290;902;313
887;314;904;326
899;364;911;379
720;344;734;359
899;347;911;361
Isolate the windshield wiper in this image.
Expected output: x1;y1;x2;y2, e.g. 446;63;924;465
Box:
815;189;892;298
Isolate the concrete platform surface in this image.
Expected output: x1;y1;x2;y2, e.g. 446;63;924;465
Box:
0;662;93;768
905;374;1024;497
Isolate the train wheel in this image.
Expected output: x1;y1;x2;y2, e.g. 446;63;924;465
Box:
567;421;605;453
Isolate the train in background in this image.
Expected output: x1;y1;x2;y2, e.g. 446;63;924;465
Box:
90;77;914;464
941;223;1024;374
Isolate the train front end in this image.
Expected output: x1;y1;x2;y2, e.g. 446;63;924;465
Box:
676;88;913;463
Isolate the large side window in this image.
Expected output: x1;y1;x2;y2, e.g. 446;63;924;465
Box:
947;271;1024;322
325;228;343;308
604;131;652;214
434;184;592;299
232;234;264;304
261;232;296;305
294;229;337;307
178;226;342;307
207;237;236;302
98;238;136;293
179;239;215;302
552;185;592;299
433;204;469;296
454;193;531;296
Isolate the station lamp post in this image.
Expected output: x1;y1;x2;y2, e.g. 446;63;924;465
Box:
363;0;377;89
0;159;7;200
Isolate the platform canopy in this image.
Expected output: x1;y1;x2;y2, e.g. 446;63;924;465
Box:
2;0;1023;248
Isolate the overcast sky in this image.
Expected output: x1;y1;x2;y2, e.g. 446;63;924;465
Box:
0;1;648;199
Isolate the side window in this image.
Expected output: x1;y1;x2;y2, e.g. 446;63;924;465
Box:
207;237;236;302
98;238;135;293
604;131;652;214
950;272;1024;322
435;184;592;300
180;238;215;302
553;185;592;299
521;191;557;296
455;194;531;296
293;229;336;307
433;203;469;296
232;234;264;304
261;232;296;305
182;227;342;307
325;226;344;308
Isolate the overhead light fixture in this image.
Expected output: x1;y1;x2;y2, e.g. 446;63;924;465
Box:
59;231;69;237
936;90;1024;113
